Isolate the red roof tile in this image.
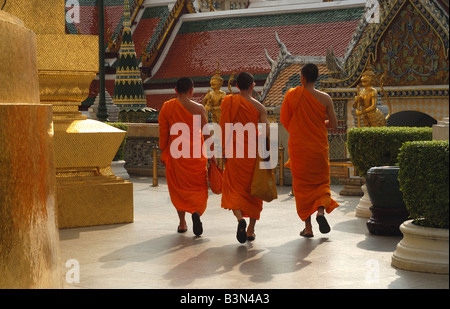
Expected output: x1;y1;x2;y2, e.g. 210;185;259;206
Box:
133;18;161;59
76;6;124;35
151;20;359;81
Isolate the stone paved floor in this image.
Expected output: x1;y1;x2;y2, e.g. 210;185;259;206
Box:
59;173;449;290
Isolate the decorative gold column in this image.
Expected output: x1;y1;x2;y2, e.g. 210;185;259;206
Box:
5;0;133;228
0;10;61;288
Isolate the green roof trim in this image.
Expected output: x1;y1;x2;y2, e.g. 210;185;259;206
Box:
141;6;171;58
178;7;364;34
141;6;170;19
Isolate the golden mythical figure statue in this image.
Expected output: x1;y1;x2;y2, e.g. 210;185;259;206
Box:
202;61;227;123
353;66;392;127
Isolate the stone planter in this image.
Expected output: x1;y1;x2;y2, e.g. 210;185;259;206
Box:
355;183;372;218
365;166;409;236
392;220;449;274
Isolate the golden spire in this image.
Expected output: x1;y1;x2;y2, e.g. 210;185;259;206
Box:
123;0;131;28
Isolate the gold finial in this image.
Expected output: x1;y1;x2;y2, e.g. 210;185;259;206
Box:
212;57;223;81
362;66;375;77
363;57;376;77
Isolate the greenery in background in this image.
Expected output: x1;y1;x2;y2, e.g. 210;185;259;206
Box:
398;140;449;229
106;122;128;161
347;127;432;176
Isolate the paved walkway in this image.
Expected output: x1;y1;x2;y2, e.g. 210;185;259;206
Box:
59;172;449;290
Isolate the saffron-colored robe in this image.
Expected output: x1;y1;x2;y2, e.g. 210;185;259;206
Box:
280;86;339;221
220;94;263;219
158;98;208;215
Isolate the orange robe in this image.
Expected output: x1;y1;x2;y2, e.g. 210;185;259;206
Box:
220;94;263;219
158;98;208;215
280;86;339;221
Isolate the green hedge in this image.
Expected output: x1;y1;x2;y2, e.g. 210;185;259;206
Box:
398;140;449;229
106;122;128;161
347;127;432;177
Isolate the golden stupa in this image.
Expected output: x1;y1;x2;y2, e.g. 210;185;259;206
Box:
4;0;133;228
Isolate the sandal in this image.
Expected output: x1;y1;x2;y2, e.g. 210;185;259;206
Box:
192;212;203;236
247;233;256;241
300;229;314;238
316;215;331;234
236;219;247;243
177;226;187;233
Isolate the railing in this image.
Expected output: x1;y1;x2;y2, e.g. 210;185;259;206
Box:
198;0;249;11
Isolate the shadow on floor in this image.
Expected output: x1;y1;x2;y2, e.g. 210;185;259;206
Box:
98;234;210;268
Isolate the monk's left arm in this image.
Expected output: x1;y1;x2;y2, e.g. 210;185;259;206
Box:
158;107;169;151
325;96;338;129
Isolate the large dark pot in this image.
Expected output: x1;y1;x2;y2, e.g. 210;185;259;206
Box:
365;166;409;236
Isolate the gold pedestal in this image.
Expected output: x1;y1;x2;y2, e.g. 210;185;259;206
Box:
57;178;133;228
55;120;134;228
36;32;134;229
0;11;61;288
5;1;134;228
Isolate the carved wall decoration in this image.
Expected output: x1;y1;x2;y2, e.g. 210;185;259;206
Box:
376;3;449;86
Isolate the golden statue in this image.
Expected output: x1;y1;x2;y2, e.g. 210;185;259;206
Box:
353;66;392;127
202;60;226;123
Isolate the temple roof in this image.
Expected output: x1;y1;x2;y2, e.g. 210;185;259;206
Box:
148;6;364;86
71;0;367;110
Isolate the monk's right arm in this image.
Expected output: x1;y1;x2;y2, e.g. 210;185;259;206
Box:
259;106;270;138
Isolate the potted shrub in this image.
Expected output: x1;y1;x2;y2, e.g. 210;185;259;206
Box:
347;127;432;235
392;140;449;274
106;122;128;161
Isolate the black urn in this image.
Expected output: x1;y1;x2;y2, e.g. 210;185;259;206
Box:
365;166;409;236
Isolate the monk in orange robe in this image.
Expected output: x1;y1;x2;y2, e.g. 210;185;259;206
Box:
280;63;339;237
159;77;209;236
220;72;269;243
